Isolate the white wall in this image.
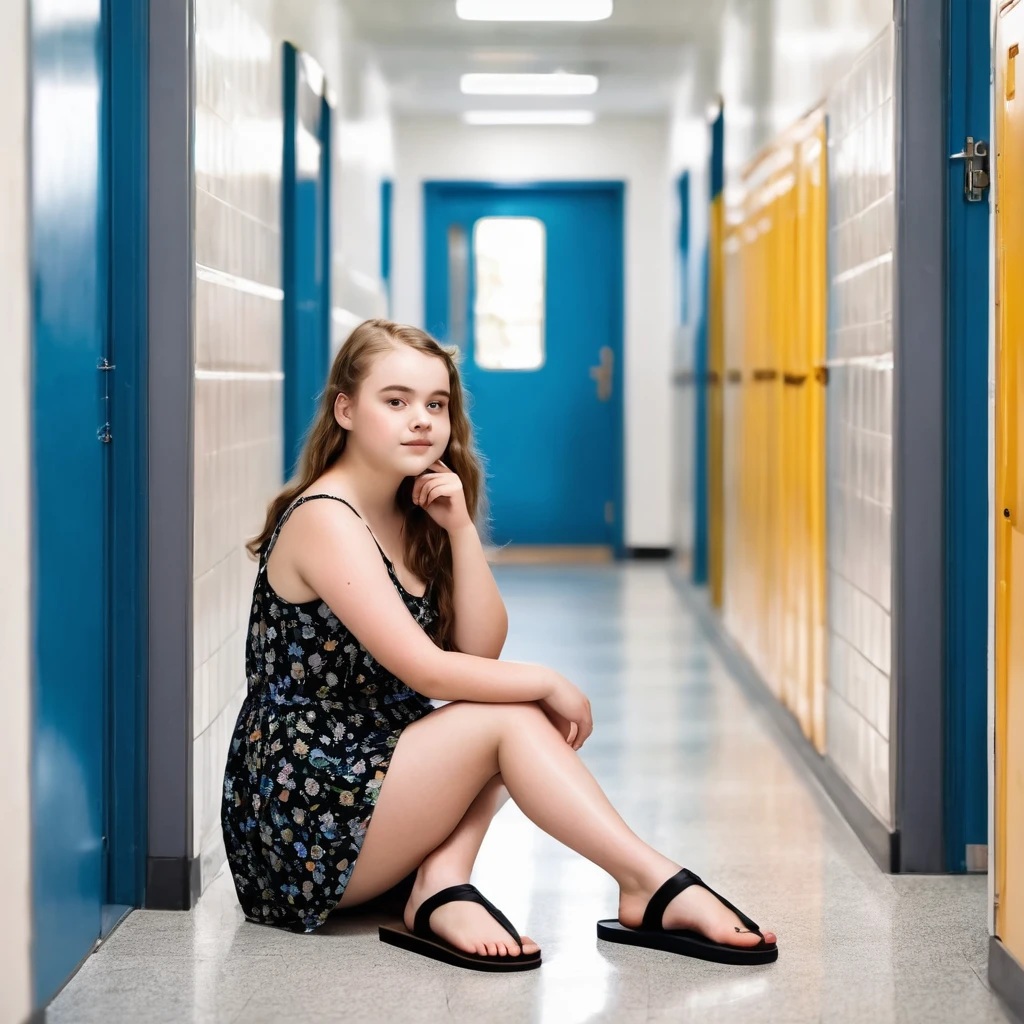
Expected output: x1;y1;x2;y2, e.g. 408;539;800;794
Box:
667;99;710;562
824;27;896;826
0;1;33;1020
192;0;391;890
392;116;676;548
716;0;894;179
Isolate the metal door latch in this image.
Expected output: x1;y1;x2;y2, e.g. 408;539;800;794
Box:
97;358;114;442
589;346;614;402
950;137;990;202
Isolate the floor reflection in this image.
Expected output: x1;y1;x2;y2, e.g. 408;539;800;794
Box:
49;566;1011;1024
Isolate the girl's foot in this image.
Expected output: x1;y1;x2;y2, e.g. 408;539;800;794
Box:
404;867;540;958
618;866;777;948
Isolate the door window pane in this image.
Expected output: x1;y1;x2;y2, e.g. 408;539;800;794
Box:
447;224;468;349
473;217;545;370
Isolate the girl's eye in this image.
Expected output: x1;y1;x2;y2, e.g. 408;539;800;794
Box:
428;401;445;411
388;399;404;408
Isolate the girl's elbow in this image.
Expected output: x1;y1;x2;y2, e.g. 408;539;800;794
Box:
407;653;451;700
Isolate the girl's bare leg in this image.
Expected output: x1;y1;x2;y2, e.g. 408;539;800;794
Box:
340;701;776;957
405;772;540;956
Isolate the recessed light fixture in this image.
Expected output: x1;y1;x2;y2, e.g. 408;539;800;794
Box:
456;0;613;22
462;110;596;126
461;73;599;96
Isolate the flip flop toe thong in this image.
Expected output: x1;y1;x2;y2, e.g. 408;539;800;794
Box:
597;868;778;966
379;883;542;972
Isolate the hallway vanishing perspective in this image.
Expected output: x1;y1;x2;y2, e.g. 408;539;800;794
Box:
47;567;1007;1024
7;0;1024;1019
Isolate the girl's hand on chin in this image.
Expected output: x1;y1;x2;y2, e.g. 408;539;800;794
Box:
411;460;473;533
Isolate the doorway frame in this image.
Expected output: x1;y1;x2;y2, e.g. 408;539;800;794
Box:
422;179;626;556
106;0;150;921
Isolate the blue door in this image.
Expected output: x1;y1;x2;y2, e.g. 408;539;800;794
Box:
945;0;990;872
425;183;624;548
381;178;393;314
283;44;332;479
31;0;110;1003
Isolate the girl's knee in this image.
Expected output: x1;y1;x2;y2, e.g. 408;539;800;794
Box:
495;701;553;735
493;700;547;721
442;699;547;730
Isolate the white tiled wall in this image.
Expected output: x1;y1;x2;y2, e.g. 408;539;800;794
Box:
0;3;32;1019
193;0;285;874
191;0;391;883
825;26;895;828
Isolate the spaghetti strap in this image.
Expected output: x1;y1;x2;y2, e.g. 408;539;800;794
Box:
262;493;394;571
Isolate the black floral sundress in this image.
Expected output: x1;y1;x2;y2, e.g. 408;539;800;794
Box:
221;494;436;933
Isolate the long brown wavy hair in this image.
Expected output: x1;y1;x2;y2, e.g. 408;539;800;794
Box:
248;318;488;651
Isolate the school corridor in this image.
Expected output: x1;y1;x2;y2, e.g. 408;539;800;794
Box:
5;0;1024;1021
43;566;1008;1024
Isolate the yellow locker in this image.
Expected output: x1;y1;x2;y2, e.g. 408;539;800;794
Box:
996;0;1024;966
740;208;761;652
722;224;745;641
776;157;801;715
708;194;725;608
721;111;828;753
802;123;829;754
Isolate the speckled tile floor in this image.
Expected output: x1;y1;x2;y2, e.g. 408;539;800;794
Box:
47;566;1013;1023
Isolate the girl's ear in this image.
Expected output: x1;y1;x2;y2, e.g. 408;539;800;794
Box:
334;391;354;430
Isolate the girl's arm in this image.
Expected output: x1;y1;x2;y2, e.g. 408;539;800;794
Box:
294;500;548;704
448;522;508;658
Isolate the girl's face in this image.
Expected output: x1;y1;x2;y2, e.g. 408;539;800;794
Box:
336;345;452;475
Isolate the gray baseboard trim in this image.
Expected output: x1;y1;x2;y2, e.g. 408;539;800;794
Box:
146;855;201;910
672;575;899;873
991;936;1024;1024
627;547;672;560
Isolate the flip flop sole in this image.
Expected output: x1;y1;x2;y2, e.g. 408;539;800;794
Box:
379;924;542;972
597;919;778;966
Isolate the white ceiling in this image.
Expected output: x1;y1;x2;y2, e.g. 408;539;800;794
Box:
343;0;720;117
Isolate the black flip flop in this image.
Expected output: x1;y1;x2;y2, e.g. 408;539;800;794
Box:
597;868;778;965
379;883;542;972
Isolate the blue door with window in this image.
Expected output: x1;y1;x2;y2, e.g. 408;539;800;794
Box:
424;182;624;549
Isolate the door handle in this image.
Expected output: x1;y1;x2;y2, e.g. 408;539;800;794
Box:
590;346;614;401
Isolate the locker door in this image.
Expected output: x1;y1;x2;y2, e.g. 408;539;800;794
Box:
996;0;1024;962
804;123;828;755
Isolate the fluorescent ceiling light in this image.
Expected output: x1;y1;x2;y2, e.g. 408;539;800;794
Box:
463;110;596;126
461;73;599;96
456;0;613;22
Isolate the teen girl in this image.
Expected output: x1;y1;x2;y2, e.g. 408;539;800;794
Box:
221;319;778;972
